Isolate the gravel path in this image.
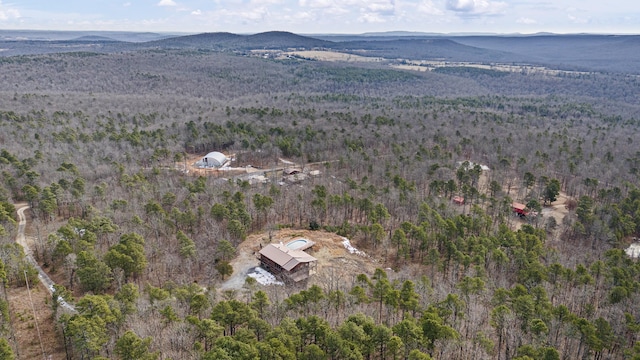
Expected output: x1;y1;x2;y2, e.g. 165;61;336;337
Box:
16;205;76;313
219;247;260;290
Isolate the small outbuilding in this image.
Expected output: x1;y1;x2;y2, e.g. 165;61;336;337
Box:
283;172;308;184
453;196;465;205
512;202;528;217
283;168;302;175
457;161;490;171
259;243;317;283
195;152;229;168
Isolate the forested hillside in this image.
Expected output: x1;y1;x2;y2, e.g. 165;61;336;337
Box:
0;42;639;360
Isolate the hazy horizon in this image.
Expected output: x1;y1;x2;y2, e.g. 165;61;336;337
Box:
0;1;638;36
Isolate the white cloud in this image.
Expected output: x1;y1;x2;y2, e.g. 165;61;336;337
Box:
447;0;473;12
0;1;20;20
157;0;177;7
417;0;443;15
2;0;631;34
446;0;507;16
358;12;386;23
299;0;395;16
357;0;396;25
564;6;590;24
299;0;334;8
292;11;312;20
296;0;398;29
251;0;283;5
297;0;350;19
567;13;588;24
366;1;395;16
324;7;349;15
218;6;269;21
517;17;536;25
0;9;20;20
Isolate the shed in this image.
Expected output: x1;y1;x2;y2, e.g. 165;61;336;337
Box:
195;152;229;168
283;168;302;175
453;196;465;205
457;161;490;171
283;173;308;184
259;243;317;283
512;202;527;216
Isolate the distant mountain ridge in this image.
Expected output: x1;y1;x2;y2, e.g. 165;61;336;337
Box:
330;38;518;63
0;30;639;73
147;31;508;62
71;35;120;42
0;30;175;42
148;31;332;50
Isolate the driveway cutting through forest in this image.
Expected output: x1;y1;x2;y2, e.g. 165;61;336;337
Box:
16;205;76;313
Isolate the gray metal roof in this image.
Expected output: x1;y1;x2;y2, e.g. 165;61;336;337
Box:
195;151;228;168
259;243;316;271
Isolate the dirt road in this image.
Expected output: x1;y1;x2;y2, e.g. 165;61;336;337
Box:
7;206;70;359
15;205;75;313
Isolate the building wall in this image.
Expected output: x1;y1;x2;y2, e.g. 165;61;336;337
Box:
260;255;314;282
260;255;284;275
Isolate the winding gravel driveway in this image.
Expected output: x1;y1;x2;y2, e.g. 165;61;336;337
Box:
16;205;76;313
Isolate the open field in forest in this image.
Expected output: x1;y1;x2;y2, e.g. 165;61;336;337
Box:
283;50;387;63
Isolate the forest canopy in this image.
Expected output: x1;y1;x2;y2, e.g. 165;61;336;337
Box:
0;38;639;360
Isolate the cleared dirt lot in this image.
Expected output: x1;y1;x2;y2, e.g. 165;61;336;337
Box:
505;181;570;232
221;229;379;291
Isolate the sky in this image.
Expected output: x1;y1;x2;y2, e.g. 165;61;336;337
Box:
0;0;638;35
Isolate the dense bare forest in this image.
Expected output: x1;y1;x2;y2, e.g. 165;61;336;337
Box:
0;33;639;360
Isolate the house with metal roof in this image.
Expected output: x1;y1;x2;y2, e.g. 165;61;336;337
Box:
258;242;317;283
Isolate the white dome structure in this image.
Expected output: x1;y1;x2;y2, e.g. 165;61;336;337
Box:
195;152;228;168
